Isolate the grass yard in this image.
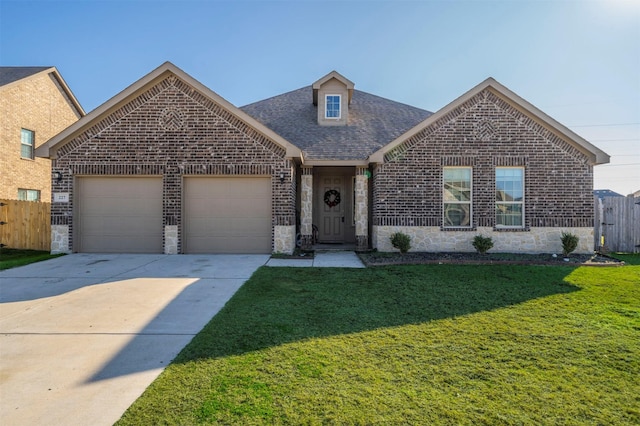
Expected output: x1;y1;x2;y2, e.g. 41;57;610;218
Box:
0;248;63;270
118;262;639;425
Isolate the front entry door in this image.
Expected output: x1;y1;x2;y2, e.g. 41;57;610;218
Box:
318;176;345;242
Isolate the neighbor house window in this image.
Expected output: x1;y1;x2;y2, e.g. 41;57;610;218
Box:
325;95;341;119
443;167;472;227
21;129;35;159
496;167;524;227
18;189;40;202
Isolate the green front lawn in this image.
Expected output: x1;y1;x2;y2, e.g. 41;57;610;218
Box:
0;248;64;270
118;263;639;425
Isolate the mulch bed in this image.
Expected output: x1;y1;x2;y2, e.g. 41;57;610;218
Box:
358;251;624;267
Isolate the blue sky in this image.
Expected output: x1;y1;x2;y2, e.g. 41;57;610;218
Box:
1;0;638;194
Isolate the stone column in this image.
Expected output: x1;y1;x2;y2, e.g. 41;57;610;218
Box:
300;166;313;250
355;167;369;251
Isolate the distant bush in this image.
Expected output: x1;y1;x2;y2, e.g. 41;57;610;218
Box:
561;232;579;257
472;235;494;254
390;232;411;254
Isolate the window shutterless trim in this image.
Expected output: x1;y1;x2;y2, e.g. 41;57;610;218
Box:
442;166;473;228
495;166;525;228
17;188;41;202
21;128;35;160
325;94;341;119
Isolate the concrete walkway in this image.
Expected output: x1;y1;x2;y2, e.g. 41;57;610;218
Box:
0;254;269;426
265;250;365;268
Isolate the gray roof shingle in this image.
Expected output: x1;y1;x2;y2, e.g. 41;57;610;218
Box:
0;67;52;87
241;86;432;160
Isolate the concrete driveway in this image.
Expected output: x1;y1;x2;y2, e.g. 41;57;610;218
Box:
0;253;269;426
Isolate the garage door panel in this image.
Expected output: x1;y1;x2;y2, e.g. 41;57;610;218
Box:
77;177;162;253
184;177;272;254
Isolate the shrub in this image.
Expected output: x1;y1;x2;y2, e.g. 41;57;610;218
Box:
390;232;411;254
472;235;494;254
561;232;579;257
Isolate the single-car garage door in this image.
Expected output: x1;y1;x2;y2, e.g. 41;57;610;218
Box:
184;176;272;254
76;176;163;253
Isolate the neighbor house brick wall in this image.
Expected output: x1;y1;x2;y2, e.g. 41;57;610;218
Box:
373;89;594;231
0;72;81;200
51;73;294;253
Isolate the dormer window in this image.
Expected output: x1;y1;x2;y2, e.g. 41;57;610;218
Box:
325;95;341;119
313;71;353;126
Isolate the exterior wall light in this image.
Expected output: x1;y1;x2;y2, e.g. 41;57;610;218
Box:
279;173;285;184
54;171;63;182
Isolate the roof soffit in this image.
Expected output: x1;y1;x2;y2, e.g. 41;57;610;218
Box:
369;78;610;166
37;62;300;159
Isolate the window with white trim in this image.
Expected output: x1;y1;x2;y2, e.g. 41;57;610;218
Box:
496;167;524;227
325;95;341;119
443;167;472;227
18;188;40;202
21;129;35;159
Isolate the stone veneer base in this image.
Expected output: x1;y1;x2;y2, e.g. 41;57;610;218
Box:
164;225;178;254
274;225;296;254
373;226;594;254
51;225;70;254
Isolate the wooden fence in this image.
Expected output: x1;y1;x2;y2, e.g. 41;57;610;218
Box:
595;195;640;253
0;199;51;251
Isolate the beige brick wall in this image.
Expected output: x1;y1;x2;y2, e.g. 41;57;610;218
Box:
0;71;81;201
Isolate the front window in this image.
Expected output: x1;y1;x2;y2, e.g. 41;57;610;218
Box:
325;95;341;119
443;167;472;227
18;188;40;202
21;129;35;159
496;167;524;227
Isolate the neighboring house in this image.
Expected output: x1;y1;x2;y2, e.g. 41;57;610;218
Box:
0;67;84;202
36;62;609;255
594;189;624;199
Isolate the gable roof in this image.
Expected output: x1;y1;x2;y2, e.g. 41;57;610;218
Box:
370;77;610;165
36;62;300;159
0;66;85;116
241;86;432;164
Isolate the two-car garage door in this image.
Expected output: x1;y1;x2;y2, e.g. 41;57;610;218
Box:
75;176;272;254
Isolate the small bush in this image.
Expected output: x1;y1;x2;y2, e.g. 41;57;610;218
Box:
390;232;411;254
472;235;494;254
561;232;579;257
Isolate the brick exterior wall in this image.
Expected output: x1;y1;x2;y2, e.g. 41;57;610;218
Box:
51;73;294;253
0;71;81;200
373;89;594;231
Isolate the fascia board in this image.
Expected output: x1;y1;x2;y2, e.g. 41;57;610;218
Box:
369;77;610;166
49;67;86;117
485;80;610;165
368;80;489;163
37;62;301;160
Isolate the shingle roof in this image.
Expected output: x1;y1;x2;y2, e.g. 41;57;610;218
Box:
0;67;52;87
240;86;432;160
594;189;624;198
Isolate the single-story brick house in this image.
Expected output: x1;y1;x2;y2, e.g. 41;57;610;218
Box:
37;62;609;255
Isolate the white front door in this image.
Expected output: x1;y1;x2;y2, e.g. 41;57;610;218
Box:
318;175;345;242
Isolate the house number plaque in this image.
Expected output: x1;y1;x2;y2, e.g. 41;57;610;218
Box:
53;193;69;203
